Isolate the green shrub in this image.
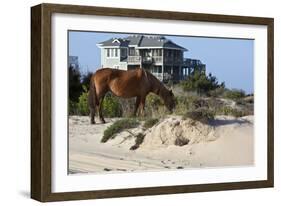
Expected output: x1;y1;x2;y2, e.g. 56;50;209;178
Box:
102;93;122;117
143;118;159;129
174;95;210;116
223;89;246;100
243;95;254;104
208;87;226;97
189;97;209;109
217;106;244;118
69;66;82;102
70;89;123;117
183;107;215;123
77;87;89;116
101;118;139;143
145;94;167;117
118;98;136;118
146;93;162;108
180;70;225;95
236;99;247;106
174;96;189;115
69;100;78;115
206;98;225;111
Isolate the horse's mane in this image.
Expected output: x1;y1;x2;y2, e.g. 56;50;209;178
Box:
145;70;168;96
145;70;160;84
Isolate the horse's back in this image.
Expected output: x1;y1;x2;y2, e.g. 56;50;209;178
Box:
92;68;149;98
91;68;114;85
94;68;143;82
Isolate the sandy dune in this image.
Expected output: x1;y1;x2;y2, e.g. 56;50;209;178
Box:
69;115;254;174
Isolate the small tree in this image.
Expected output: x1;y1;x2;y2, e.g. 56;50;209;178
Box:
181;70;224;95
76;85;89;116
69;65;82;102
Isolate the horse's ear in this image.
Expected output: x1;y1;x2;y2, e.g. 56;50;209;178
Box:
169;89;173;95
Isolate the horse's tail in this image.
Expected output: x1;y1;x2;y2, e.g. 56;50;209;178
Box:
88;74;97;109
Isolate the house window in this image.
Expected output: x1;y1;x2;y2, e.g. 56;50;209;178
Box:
106;48;119;58
154;49;162;56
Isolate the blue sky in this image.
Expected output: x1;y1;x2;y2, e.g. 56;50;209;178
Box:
68;31;254;94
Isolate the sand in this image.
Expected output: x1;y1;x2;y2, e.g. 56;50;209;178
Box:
69;115;254;174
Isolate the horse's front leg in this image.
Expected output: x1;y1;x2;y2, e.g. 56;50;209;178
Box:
133;96;141;117
98;97;106;124
139;97;146;117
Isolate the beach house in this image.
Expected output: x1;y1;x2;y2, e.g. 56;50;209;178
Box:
97;35;205;82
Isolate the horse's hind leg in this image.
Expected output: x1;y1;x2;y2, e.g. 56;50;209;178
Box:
90;107;96;124
98;96;106;124
88;87;96;124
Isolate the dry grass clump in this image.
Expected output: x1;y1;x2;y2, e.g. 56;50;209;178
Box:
130;133;145;150
143;118;159;129
102;118;139;143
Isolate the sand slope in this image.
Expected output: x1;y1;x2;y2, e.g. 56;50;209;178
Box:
69;115;253;174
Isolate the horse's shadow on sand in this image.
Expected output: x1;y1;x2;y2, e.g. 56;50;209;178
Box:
209;118;252;127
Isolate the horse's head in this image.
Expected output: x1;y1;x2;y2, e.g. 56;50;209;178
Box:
162;88;176;112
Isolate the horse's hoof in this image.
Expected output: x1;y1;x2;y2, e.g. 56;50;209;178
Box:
100;119;106;124
91;121;96;124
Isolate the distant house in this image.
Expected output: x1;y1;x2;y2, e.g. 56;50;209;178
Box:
68;56;79;69
97;35;205;82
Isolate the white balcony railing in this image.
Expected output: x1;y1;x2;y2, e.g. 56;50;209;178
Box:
127;55;184;65
128;56;141;64
128;55;164;65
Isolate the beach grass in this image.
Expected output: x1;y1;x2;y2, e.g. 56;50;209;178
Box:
101;118;139;143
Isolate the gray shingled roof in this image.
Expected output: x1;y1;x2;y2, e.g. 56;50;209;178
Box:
98;35;187;50
124;35;143;46
98;38;130;47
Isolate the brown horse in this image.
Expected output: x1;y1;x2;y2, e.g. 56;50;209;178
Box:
88;68;176;124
